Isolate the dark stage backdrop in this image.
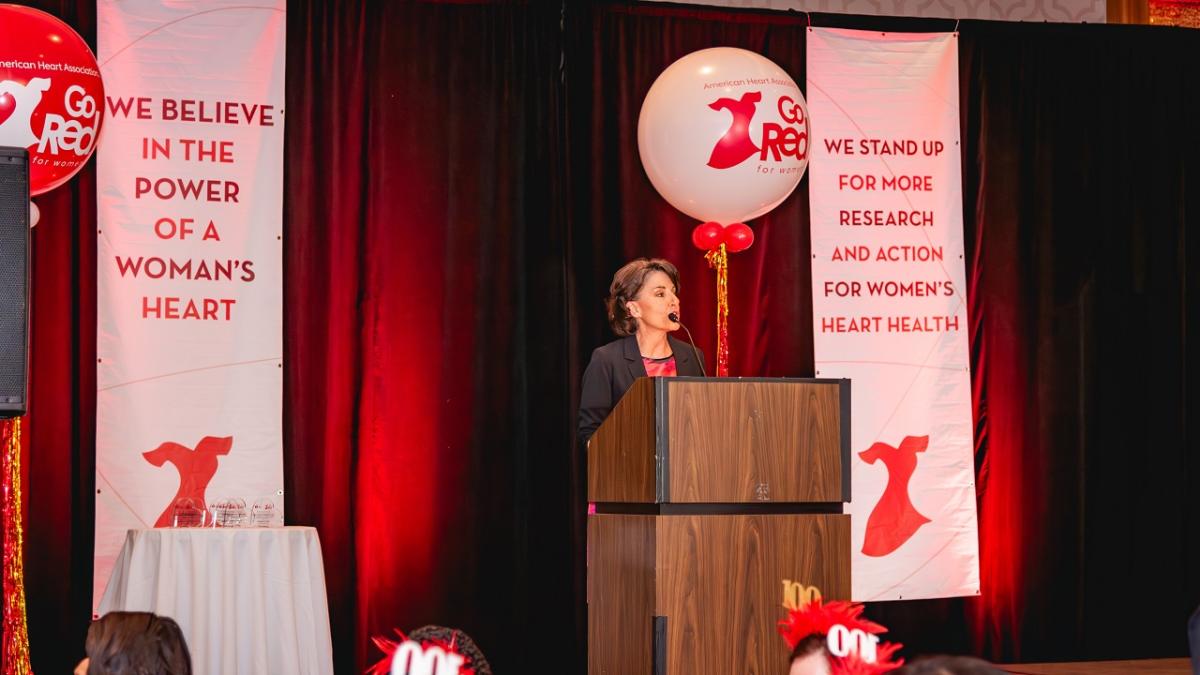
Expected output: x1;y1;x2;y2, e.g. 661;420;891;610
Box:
958;18;1200;661
284;2;572;672
6;1;1200;673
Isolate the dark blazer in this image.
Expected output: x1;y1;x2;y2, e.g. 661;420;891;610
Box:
577;334;706;445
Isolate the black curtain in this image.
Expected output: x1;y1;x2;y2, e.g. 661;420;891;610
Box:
958;18;1200;661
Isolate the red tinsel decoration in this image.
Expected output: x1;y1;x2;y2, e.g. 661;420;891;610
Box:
1;417;32;674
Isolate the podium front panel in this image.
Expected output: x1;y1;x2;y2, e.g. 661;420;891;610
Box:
663;379;846;503
588;513;850;675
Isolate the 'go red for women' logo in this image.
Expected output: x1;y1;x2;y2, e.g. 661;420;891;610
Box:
707;91;809;170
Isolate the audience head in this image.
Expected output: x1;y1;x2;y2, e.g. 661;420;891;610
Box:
896;655;1005;675
406;625;492;675
789;633;833;675
779;599;903;675
76;611;191;675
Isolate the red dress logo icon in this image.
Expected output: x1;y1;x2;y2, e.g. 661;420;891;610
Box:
143;436;232;527
707;91;762;169
859;435;931;557
0;78;51;149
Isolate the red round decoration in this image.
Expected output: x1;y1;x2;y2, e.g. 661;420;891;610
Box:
723;222;754;253
691;221;724;251
0;5;105;195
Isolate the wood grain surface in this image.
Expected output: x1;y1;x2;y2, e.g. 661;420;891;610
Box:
588;513;850;675
588;514;656;675
589;377;657;502
666;380;843;503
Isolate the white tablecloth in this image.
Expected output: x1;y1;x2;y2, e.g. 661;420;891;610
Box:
98;526;335;675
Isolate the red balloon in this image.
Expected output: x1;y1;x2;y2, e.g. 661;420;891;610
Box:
691;221;724;251
0;5;105;195
723;222;754;253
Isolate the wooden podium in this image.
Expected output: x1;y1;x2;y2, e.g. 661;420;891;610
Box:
587;377;851;675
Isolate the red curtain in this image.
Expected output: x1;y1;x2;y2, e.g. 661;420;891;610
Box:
21;160;97;675
9;1;577;671
284;2;573;672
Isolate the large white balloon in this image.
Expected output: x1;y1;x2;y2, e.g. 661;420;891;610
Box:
638;47;809;224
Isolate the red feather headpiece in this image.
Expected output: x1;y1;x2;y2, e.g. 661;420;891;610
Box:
778;599;904;675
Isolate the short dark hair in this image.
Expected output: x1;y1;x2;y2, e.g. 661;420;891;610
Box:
790;633;830;663
86;611;191;675
605;258;680;336
407;625;492;675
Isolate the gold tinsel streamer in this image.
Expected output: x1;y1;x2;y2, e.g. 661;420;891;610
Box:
1149;0;1200;27
704;243;730;377
2;418;32;674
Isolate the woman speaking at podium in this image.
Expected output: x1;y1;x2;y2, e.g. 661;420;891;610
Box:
578;258;705;447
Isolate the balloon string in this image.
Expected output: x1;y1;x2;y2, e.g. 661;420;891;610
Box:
704;244;730;377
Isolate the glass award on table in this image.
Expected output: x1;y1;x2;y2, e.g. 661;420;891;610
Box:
214;497;247;527
171;498;204;527
250;497;276;527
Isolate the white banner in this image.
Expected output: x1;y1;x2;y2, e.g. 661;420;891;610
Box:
95;0;286;610
807;28;980;600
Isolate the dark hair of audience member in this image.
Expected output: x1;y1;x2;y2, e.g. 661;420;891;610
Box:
407;625;492;675
897;654;1005;675
790;633;829;663
85;611;192;675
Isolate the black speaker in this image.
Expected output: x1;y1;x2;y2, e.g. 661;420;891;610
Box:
0;147;29;418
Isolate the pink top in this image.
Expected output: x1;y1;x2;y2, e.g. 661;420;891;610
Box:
642;355;678;378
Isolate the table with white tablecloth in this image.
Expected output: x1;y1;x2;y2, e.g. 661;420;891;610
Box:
98;526;334;675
